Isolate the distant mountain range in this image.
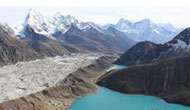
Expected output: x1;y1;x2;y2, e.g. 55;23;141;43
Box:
13;8;136;53
102;18;183;43
115;27;190;66
0;9;135;66
0;8;186;66
15;9;183;44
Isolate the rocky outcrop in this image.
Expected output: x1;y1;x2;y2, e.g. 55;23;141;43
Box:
0;23;15;37
115;28;190;66
0;56;115;110
98;56;190;106
0;31;42;66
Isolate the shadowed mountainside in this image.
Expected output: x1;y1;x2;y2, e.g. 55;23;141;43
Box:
115;28;190;66
0;31;42;66
98;56;190;106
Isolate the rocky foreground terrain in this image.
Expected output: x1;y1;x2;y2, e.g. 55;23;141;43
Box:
0;53;102;103
0;55;115;110
98;56;190;106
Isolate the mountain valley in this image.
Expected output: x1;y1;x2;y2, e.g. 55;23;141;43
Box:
0;7;189;110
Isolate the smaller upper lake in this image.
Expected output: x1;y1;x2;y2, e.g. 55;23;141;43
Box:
69;65;190;110
105;65;127;72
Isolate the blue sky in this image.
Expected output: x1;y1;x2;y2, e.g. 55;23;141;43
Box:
0;1;190;27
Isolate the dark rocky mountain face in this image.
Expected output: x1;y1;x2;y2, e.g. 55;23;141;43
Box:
98;56;190;106
115;41;167;65
0;32;42;66
21;26;70;57
104;27;136;51
58;26;105;52
115;28;190;66
23;37;70;57
54;25;136;53
169;28;190;45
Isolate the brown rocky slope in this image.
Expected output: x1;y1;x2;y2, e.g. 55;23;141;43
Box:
98;56;190;106
0;56;114;110
0;32;42;66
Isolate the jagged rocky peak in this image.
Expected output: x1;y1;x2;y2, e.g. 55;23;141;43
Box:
78;22;104;33
16;8;104;38
138;18;152;24
134;19;156;30
0;23;15;36
116;18;133;32
103;18;183;43
22;8;53;36
117;18;132;25
52;12;79;34
171;27;190;44
53;12;79;26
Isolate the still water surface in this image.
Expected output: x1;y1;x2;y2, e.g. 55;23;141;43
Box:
70;65;190;110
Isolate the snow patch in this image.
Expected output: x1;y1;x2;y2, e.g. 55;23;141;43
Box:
169;39;190;52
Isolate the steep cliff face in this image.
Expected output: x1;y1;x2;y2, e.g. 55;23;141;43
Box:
98;56;190;106
0;32;42;66
0;56;114;110
115;28;190;66
21;25;71;57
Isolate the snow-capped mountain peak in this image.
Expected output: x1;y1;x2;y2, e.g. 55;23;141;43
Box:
52;12;103;34
52;12;80;34
116;18;133;32
21;8;54;37
78;22;103;32
134;19;155;30
15;9;105;38
103;18;183;43
53;12;79;26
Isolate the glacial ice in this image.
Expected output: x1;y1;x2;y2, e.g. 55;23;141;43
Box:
0;53;102;103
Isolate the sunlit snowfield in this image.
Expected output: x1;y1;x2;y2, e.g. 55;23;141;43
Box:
0;53;102;103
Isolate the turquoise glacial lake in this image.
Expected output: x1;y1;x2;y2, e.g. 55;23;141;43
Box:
70;65;190;110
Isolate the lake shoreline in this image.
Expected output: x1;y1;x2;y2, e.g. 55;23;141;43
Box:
0;55;115;110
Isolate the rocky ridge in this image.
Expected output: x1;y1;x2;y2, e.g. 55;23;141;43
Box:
115;28;190;66
98;56;190;106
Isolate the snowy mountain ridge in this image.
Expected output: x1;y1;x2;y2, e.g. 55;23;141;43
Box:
14;9;104;38
10;8;184;44
102;18;183;43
